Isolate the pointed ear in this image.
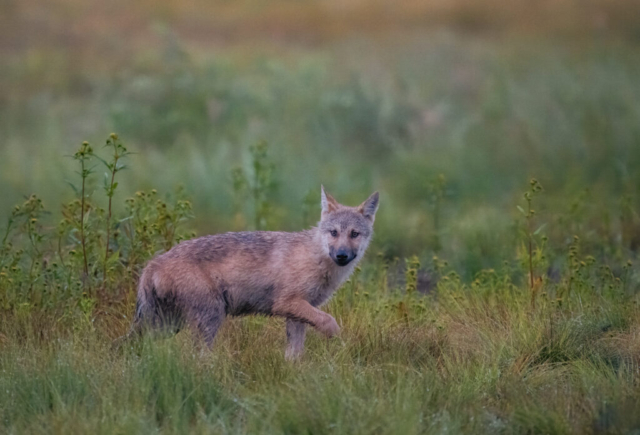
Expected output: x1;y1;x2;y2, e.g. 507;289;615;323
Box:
358;191;379;222
321;185;339;219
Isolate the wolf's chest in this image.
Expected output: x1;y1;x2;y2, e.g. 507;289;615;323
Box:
307;282;335;307
307;266;354;307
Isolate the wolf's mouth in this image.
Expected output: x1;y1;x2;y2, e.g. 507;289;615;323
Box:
333;253;356;266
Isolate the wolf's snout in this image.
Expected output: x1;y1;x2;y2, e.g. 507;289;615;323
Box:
333;248;356;266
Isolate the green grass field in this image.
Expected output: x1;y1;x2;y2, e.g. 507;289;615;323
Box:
2;1;640;433
2;278;640;434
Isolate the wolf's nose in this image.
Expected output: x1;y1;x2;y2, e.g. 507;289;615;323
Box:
336;253;348;261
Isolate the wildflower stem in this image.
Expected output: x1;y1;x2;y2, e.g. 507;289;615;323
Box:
80;156;89;281
103;140;120;288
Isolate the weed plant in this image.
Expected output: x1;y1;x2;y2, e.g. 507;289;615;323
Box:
1;136;639;434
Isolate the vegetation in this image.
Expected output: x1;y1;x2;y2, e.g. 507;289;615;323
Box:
1;134;639;433
2;0;640;433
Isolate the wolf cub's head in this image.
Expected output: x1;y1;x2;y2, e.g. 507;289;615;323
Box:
318;186;379;267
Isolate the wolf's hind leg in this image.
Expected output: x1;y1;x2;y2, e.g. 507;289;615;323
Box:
285;319;307;361
187;296;227;348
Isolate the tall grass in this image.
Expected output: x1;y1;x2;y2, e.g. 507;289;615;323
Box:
1;132;639;433
2;34;640;273
2;4;640;432
1;269;639;433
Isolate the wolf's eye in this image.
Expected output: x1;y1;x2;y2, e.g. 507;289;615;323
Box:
351;230;359;238
330;230;338;237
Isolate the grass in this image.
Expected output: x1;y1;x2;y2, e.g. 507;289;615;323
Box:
2;1;640;433
0;154;638;433
2;34;640;272
2;275;640;434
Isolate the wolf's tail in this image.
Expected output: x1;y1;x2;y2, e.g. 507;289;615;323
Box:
112;270;155;350
132;267;158;330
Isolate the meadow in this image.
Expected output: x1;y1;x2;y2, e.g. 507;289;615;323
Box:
2;1;640;433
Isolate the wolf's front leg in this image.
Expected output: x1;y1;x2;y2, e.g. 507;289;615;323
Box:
276;299;340;338
285;319;306;361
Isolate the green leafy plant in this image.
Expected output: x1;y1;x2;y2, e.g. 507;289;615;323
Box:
98;133;131;288
405;255;420;295
517;178;545;308
72;141;94;285
231;140;277;230
0;134;194;313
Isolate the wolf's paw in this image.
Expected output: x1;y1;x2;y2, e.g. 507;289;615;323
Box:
285;346;304;361
318;315;340;338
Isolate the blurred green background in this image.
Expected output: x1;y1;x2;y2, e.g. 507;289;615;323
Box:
1;0;639;278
